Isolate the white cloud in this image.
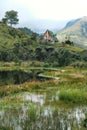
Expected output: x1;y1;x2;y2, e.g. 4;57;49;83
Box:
0;0;87;31
0;0;87;21
20;0;87;20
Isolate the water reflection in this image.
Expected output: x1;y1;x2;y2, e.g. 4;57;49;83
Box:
0;104;87;130
0;70;33;85
23;93;45;105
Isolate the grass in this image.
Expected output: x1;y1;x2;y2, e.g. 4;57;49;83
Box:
0;65;87;130
38;66;87;105
0;64;87;106
59;89;87;104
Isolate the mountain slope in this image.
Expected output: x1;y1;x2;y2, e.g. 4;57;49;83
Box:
57;16;87;48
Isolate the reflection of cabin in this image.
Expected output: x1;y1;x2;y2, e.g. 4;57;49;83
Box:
41;30;58;43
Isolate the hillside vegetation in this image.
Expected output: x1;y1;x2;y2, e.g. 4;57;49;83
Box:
0;22;87;68
0;22;30;50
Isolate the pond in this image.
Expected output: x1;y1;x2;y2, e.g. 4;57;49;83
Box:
0;69;54;85
0;70;35;85
0;102;87;130
0;91;87;130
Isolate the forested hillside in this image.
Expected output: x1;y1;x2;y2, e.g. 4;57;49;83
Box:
0;21;87;67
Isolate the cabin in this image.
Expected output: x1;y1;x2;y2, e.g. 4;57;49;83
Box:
41;30;58;43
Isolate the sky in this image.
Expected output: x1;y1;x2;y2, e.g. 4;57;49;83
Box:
0;0;87;32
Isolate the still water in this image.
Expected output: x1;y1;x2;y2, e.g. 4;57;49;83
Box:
0;70;34;85
0;92;87;130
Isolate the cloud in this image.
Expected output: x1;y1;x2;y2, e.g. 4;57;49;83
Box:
0;0;87;32
0;0;87;21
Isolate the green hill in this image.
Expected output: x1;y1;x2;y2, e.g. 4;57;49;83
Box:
0;22;30;51
0;22;86;68
57;16;87;48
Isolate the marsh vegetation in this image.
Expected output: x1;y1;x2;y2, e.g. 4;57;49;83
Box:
0;62;87;130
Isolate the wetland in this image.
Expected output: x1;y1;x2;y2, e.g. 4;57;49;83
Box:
0;62;87;130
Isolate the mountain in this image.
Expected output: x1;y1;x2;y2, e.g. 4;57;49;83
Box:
57;16;87;48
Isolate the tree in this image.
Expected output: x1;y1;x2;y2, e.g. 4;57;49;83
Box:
2;10;19;26
1;18;7;24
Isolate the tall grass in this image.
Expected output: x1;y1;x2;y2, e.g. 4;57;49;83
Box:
59;89;87;104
